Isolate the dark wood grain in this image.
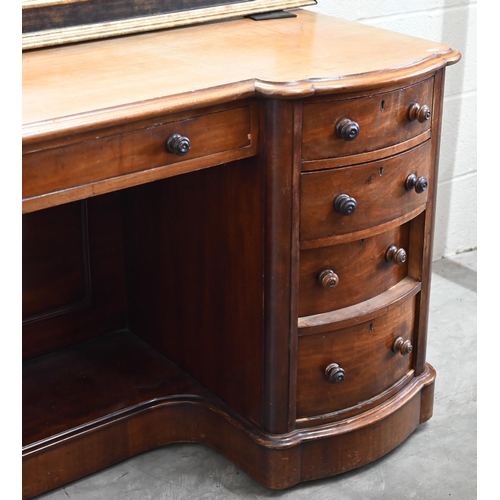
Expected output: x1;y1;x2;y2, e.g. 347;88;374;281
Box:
297;293;417;418
302;78;434;161
122;158;265;426
23;103;254;200
22;193;128;360
22;200;90;322
261;99;300;434
299;223;410;316
22;330;216;448
412;68;448;376
299;382;424;482
300;140;432;243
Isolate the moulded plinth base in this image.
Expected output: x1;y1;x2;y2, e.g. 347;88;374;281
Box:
23;331;436;499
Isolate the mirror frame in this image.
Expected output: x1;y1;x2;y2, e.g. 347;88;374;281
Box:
22;0;316;50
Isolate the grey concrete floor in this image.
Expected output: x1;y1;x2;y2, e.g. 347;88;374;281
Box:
35;250;477;500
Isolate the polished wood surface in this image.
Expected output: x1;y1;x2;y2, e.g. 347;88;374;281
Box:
300;140;432;244
302;78;434;161
22;330;216;447
22;10;459;143
23;102;256;200
297;294;416;419
298;223;410;316
22;11;460;499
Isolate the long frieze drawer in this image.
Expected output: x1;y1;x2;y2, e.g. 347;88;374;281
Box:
302;78;434;161
23;105;255;200
300;140;431;243
299;223;409;317
296;293;417;419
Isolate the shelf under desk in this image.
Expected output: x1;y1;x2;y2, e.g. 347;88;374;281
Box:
23;330;218;451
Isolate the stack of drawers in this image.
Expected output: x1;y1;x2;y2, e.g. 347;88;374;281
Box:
297;77;435;428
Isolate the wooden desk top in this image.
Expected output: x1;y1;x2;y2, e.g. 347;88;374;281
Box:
22;10;460;143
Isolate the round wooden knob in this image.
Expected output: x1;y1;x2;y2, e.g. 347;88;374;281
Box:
414;176;428;194
334;194;357;216
392;337;413;355
405;174;428;194
336;118;360;141
385;245;407;265
408;103;431;123
318;269;339;289
325;363;346;384
166;133;191;156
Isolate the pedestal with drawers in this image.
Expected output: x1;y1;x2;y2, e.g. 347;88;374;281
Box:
22;10;460;499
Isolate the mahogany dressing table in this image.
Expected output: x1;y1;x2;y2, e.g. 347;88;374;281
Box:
22;6;460;498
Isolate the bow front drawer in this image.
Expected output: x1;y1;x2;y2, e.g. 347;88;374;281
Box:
300;140;431;244
297;293;417;421
299;223;410;317
302;78;434;164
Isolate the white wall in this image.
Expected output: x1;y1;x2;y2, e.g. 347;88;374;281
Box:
306;0;477;260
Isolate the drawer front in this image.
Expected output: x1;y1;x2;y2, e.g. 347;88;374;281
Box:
302;78;434;161
299;223;409;317
300;140;431;242
23;105;255;199
297;294;416;419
